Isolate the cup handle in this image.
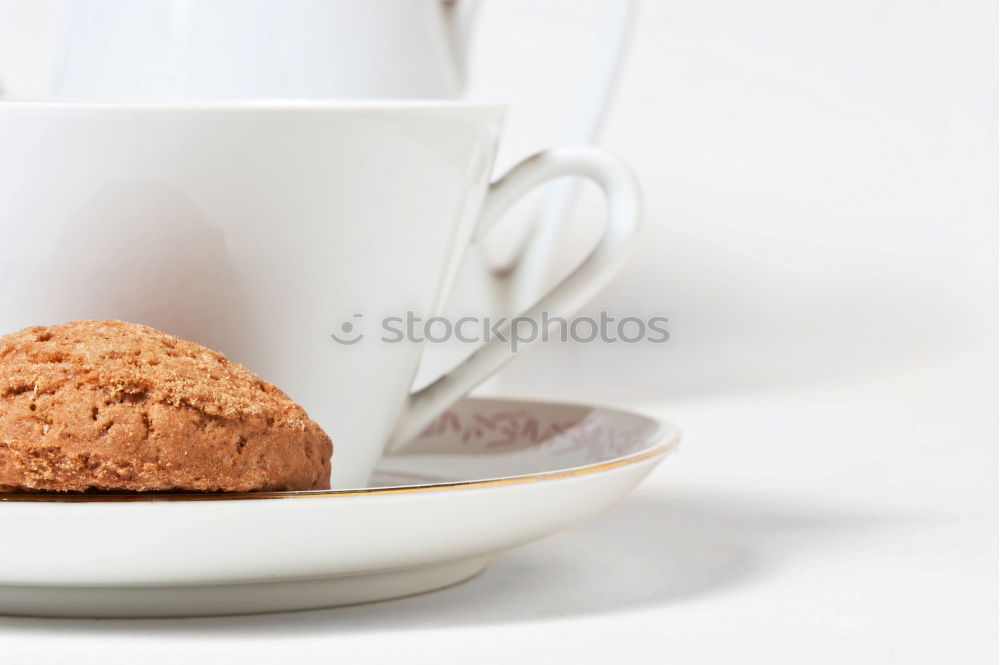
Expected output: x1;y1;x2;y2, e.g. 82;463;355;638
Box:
443;0;637;306
387;145;642;450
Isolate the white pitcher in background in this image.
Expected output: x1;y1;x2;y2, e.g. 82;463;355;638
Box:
48;0;479;99
43;0;632;130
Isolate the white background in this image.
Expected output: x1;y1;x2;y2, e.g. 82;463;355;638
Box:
1;1;997;663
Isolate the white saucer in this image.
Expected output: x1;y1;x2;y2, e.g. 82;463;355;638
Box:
0;397;679;618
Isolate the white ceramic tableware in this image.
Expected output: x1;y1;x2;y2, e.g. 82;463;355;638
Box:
0;101;641;488
0;396;680;617
48;0;479;100
0;0;637;313
36;0;632;128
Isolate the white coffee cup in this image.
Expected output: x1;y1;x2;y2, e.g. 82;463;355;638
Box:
0;101;640;488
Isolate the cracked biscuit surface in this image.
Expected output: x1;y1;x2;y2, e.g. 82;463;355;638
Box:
0;320;332;493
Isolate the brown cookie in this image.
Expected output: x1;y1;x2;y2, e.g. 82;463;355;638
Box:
0;320;332;493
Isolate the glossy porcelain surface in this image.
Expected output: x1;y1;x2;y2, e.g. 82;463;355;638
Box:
49;0;474;100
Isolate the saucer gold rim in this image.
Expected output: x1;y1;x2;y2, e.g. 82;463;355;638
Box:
0;430;679;503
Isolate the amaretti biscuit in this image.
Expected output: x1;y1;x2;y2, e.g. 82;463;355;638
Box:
0;320;332;492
